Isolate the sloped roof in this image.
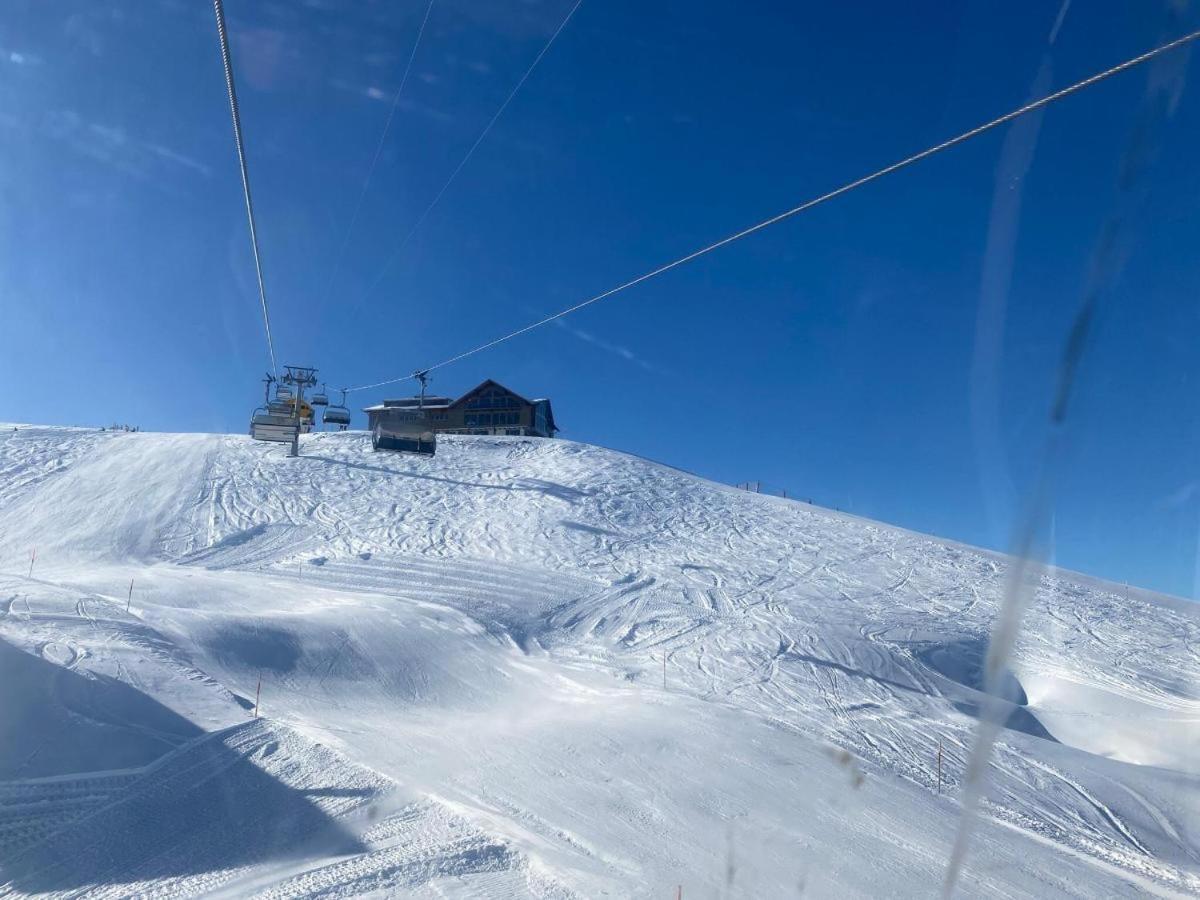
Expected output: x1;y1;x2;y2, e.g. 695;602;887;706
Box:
449;379;534;409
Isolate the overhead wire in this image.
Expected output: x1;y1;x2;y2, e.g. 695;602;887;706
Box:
343;27;1200;394
321;0;437;307
353;0;585;307
212;0;279;380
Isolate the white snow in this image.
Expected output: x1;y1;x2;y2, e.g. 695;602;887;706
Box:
0;424;1196;897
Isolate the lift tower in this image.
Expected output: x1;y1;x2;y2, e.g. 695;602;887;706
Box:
281;365;318;457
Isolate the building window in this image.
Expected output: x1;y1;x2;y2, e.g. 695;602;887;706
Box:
466;388;523;410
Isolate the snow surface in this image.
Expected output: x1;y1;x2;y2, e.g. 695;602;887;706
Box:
0;425;1196;897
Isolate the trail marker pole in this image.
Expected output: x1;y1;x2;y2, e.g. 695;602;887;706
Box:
254;675;262;719
663;654;667;690
127;578;134;613
27;548;36;578
936;739;943;795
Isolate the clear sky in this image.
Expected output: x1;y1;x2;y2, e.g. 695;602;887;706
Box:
2;1;1198;599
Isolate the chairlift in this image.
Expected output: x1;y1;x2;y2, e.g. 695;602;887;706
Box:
323;389;351;430
250;409;301;443
371;370;436;455
249;373;299;444
371;409;436;455
311;383;329;407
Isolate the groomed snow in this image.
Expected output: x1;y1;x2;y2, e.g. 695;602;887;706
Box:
0;425;1196;897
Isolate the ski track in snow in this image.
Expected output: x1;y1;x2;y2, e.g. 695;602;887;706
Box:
0;426;1197;897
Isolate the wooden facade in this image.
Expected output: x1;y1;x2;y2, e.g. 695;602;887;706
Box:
363;380;557;439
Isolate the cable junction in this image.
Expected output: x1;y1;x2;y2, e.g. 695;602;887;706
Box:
344;27;1200;395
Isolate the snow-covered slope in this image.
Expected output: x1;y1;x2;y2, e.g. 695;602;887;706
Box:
0;425;1196;897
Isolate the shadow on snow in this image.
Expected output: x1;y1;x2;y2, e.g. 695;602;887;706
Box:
0;638;371;894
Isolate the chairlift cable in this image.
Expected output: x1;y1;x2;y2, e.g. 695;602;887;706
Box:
343;27;1200;394
321;0;437;307
213;0;279;380
354;0;584;307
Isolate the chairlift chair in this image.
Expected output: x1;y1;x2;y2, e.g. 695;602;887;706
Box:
371;370;436;455
250;409;301;443
311;383;329;407
323;389;351;430
249;372;301;444
371;409;436;455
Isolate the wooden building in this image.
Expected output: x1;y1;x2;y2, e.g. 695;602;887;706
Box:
363;380;557;439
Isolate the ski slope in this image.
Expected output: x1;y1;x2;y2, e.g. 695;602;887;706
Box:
0;425;1196;897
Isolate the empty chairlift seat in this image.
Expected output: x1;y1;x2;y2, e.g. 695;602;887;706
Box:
249;408;300;443
322;389;351;429
323;406;350;427
370;408;436;455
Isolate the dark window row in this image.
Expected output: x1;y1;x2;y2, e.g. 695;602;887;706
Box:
465;412;520;426
465;391;522;410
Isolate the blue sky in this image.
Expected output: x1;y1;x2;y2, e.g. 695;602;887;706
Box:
2;1;1198;598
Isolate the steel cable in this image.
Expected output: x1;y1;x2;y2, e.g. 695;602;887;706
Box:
321;0;438;308
344;28;1200;394
213;0;278;379
353;0;585;308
